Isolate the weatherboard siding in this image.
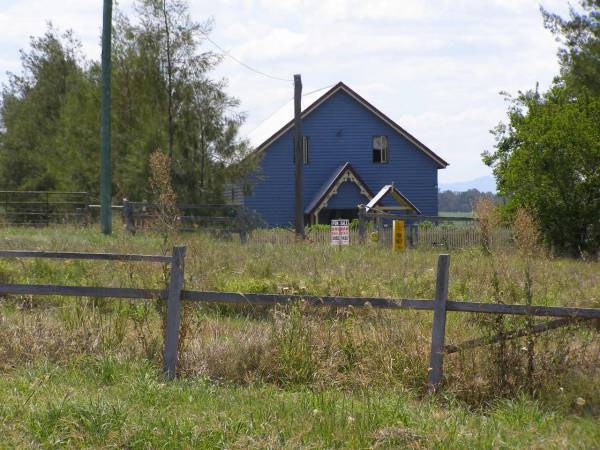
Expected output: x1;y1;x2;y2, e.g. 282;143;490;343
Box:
244;90;440;227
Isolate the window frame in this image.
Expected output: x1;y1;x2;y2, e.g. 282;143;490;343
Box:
293;136;310;165
372;135;389;164
303;136;309;165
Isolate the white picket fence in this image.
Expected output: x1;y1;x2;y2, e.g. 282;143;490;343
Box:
414;226;512;249
246;226;513;249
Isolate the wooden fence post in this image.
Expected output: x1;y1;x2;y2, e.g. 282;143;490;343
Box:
358;207;366;244
428;253;450;393
237;207;248;244
123;199;135;233
86;192;92;225
163;246;186;379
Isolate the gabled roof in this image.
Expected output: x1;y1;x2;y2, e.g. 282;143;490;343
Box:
247;81;449;169
365;184;422;214
305;162;374;216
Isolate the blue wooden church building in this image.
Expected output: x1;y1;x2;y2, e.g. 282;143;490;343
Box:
240;82;448;227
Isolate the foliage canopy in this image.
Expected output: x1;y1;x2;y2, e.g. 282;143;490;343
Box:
0;0;255;204
483;1;600;257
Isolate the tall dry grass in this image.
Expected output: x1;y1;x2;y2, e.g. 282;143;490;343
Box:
0;225;599;407
148;150;179;249
473;197;502;255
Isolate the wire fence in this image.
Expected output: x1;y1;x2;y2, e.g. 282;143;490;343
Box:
413;226;512;249
0;192;513;250
0;191;90;226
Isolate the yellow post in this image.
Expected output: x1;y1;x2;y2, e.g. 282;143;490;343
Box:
393;220;405;251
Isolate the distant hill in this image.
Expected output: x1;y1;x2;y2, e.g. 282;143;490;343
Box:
439;176;496;193
438;189;500;213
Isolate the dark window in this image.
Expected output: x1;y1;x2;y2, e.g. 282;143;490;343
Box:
293;136;310;164
373;136;388;163
318;208;359;224
303;136;309;164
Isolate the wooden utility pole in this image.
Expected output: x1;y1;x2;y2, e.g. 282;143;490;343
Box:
100;0;113;235
294;74;304;238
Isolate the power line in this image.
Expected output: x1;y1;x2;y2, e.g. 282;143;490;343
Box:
303;84;335;97
199;30;293;83
245;84;336;137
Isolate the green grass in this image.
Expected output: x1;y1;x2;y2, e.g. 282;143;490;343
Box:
439;211;475;219
1;224;600;448
1;358;598;449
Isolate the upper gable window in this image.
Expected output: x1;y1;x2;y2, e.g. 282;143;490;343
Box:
373;136;388;164
293;136;310;165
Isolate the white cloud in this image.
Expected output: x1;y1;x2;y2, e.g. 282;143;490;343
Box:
202;0;565;185
0;0;568;183
228;28;307;61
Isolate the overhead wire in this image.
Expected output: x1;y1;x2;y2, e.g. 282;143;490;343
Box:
245;84;336;137
302;84;335;97
198;30;293;83
196;30;336;137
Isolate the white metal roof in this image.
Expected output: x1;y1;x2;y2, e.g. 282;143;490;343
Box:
365;184;422;214
246;87;330;150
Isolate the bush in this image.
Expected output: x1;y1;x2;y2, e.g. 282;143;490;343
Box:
306;224;330;233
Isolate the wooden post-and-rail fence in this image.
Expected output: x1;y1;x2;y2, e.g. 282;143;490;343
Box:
1;249;600;390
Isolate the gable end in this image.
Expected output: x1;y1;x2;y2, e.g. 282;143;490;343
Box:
253;82;449;169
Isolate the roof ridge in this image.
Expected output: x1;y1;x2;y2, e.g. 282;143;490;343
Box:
250;82;449;169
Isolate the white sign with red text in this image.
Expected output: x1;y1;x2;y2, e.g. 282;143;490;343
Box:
331;219;350;246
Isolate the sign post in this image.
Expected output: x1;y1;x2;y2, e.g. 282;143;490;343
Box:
393;220;405;251
331;219;350;246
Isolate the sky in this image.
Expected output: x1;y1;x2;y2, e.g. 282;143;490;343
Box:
0;0;572;185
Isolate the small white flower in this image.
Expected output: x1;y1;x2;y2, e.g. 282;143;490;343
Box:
576;397;586;406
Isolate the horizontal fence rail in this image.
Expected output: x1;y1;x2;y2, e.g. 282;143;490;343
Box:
0;284;165;300
3;282;597;319
122;200;249;242
1;248;598;390
0;250;172;263
180;291;600;319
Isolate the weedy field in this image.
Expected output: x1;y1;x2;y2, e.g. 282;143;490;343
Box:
1;225;599;448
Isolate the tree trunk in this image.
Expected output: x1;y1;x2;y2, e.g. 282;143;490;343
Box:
200;121;206;189
161;0;174;165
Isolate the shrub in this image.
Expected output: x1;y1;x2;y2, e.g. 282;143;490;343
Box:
474;198;501;254
307;224;331;232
